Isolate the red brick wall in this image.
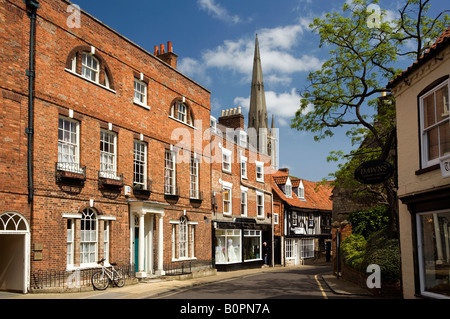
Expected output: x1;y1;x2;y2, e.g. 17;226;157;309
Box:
1;0;212;272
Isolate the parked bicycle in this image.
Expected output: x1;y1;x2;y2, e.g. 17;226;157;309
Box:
91;258;125;290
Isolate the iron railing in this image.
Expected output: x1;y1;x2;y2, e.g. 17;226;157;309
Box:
31;264;135;290
164;259;213;276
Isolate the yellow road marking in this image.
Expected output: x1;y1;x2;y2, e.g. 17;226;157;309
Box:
315;274;328;299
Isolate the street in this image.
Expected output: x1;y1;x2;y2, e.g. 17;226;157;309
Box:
155;264;370;300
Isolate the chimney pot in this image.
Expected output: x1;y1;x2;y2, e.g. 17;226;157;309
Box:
160;44;165;54
167;41;173;53
154;45;159;56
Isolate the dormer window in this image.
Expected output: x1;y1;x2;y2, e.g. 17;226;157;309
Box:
284;177;292;198
298;180;305;200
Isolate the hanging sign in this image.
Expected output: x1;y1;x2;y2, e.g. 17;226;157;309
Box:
354;160;394;185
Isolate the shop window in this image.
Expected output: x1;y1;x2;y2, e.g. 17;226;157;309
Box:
243;230;261;261
417;210;450;298
215;229;241;264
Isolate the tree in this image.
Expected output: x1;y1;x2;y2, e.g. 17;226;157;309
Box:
291;0;449;237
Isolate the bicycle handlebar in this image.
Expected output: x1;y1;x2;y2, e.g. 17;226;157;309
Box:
97;258;106;264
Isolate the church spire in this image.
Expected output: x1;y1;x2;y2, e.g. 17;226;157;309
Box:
248;34;269;153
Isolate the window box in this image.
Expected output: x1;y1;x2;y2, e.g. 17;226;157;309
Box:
98;171;123;187
133;179;152;196
55;162;86;183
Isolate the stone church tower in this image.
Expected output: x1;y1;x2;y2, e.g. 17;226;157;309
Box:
247;35;278;170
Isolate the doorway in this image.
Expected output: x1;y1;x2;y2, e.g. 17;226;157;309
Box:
0;212;30;293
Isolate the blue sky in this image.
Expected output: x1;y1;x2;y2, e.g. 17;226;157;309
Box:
71;0;448;181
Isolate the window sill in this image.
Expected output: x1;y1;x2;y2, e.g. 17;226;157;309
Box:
171;257;197;262
415;164;440;175
168;115;197;129
65;68;116;94
133;100;150;110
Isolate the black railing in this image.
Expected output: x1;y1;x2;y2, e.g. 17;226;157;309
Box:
31;264;135;290
164;259;213;276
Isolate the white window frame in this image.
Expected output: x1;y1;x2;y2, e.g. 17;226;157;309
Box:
66;219;74;268
100;129;118;179
190;157;199;199
240;186;248;217
222;147;232;173
300;238;315;259
274;213;279;225
256;190;264;218
416;209;450;299
240;155;248;179
243;230;262;262
103;220;110;264
170;217;197;261
80;208;98;267
81;52;99;83
286;238;294;259
298;180;305;200
285;177;292;198
164;149;176;195
133;140;147;189
58;116;81;172
419;80;450;168
255;160;264;182
134;78;148;108
222;181;233;216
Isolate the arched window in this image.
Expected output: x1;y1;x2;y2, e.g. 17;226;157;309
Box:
65;45;114;90
170;99;194;126
80;208;97;265
0;212;29;232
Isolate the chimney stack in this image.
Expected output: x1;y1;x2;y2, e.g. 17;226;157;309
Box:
218;107;245;130
155;41;178;69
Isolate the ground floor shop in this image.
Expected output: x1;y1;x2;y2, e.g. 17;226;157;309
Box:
213;218;272;271
399;186;450;299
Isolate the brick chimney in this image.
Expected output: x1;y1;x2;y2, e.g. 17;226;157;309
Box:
279;168;289;175
218;107;245;130
154;41;178;69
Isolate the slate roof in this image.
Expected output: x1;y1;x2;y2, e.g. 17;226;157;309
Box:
271;169;333;211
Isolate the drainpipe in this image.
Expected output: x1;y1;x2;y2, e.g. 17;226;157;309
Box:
24;0;39;203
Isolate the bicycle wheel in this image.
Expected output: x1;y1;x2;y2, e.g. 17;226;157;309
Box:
92;271;109;290
112;269;125;287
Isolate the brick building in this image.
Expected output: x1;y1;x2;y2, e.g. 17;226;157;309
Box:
210;107;273;271
0;0;213;292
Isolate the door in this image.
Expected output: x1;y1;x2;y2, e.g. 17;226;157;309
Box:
134;225;139;273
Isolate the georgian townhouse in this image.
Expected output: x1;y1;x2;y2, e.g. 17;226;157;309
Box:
387;26;450;299
0;0;212;292
272;169;333;266
209;107;274;271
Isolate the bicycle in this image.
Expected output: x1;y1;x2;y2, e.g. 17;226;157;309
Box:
91;258;125;290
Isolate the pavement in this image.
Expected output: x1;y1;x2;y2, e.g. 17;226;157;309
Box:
0;264;374;300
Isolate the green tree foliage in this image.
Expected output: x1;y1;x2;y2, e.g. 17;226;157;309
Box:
291;0;449;237
340;234;366;271
348;205;390;238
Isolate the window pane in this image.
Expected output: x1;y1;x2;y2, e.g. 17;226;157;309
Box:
418;212;450;297
436;85;449;122
439;122;450;157
427;126;439;161
423;93;436;128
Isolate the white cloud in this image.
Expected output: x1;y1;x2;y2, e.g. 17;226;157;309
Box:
234;88;309;127
197;0;241;24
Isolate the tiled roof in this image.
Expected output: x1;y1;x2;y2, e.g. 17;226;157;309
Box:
388;25;450;88
271;170;333;211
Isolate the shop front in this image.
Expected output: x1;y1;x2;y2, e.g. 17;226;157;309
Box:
213;218;272;271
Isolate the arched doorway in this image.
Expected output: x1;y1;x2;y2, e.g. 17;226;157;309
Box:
0;212;30;293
